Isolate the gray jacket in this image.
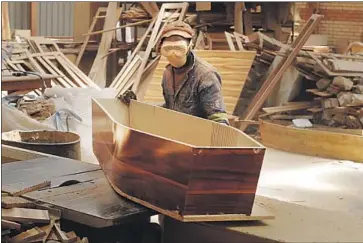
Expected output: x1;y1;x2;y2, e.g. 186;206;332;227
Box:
161;51;229;124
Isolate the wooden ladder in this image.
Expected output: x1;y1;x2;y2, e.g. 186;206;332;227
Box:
75;7;108;66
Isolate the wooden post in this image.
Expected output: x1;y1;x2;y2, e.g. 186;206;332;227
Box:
30;2;37;36
234;2;244;34
2;2;11;40
73;2;91;41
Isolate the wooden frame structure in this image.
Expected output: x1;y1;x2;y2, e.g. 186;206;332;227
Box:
92;98;266;222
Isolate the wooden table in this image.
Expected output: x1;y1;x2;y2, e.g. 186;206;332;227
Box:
1;74;61;92
1;156;155;228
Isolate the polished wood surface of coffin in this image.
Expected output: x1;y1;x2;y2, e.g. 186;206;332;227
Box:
92;98;265;221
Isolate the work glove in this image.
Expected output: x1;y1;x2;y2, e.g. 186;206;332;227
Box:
119;90;137;106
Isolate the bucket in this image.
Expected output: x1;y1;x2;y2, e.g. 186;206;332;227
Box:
2;130;81;160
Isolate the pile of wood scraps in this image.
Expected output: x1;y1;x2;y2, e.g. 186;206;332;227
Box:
121;6;150;21
1;193;88;243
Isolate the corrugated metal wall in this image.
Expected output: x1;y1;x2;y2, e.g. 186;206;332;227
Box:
8;2;30;30
38;2;74;36
7;2;74;36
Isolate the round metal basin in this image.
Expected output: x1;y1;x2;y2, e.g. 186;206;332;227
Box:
2;130;81;160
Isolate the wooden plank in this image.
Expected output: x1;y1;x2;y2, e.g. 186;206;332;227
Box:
234;2;244;34
83;19;152;37
240;14;324;130
196;2;211;11
88;3;121;87
58;54;100;89
2;208;50;224
1;2;11;40
54;55;88;88
306;89;333;97
9;227;45;243
225;32;236;51
1;219;21;231
28;220;55;243
3;181;51;197
260;119;363;163
54;223;75;243
30;2;38;36
262;102;315;114
2;196;34;209
33;56;72;88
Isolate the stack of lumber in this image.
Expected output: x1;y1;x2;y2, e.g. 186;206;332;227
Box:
142;50;256;115
121;6;150;21
1;193;88;243
2;37;100;94
110;2;189;98
256;43;363;129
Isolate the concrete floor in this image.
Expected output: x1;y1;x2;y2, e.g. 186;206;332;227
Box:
257;148;363;216
162;148;363;242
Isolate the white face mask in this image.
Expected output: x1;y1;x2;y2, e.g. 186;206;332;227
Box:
160;40;190;68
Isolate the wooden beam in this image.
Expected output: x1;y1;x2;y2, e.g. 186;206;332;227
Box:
82;19;152;37
30;2;38;36
1;2;11;40
234;2;244;34
88;3;121;88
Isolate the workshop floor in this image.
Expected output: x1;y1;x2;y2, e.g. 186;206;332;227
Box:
257;148;363;216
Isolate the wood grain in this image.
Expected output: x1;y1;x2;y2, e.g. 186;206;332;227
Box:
142;50;256;114
92;98;265;221
2;208;50;224
260;119;363;163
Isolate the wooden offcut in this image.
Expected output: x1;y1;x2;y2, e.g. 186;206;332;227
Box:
9;227;45;243
2;196;34;208
92;98;265;222
2;208;50;223
2;180;51;197
1;219;21;231
142;50;256;114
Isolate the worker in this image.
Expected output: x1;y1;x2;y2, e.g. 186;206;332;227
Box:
120;21;229;125
157;21;229;125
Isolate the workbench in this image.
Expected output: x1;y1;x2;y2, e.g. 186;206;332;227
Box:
1;147;155;229
1;74;60;93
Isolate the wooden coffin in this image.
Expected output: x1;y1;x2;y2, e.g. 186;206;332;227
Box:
92;98;266;222
260;119;363;163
